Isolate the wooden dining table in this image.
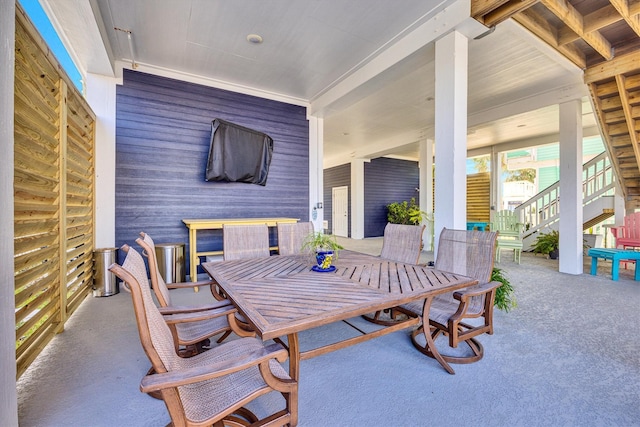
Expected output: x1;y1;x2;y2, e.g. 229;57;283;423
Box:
202;250;477;381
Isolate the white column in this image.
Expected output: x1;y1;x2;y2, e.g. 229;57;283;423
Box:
85;73;118;247
0;1;18;424
559;100;583;274
351;159;366;239
419;138;435;251
490;146;501;218
308;115;324;232
434;31;468;253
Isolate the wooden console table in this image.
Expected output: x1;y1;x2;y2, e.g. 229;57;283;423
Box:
182;217;299;282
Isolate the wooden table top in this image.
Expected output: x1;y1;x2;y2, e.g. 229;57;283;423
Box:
182;217;299;229
202;250;477;341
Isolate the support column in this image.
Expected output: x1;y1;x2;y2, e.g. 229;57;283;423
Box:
308;115;324;232
86;73;118;247
559;100;583;274
419;138;435;251
490;147;501;218
434;31;468;254
1;1;18;424
351;159;366;239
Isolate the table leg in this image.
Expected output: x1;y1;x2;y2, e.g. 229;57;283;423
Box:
189;228;199;291
287;333;301;382
422;296;455;375
590;257;598;276
611;257;620;281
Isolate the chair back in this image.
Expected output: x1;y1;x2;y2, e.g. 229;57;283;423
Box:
380;223;425;264
109;247;181;375
223;224;270;260
137;232;171;307
277;221;314;255
491;210;521;237
623;212;640;239
435;228;497;283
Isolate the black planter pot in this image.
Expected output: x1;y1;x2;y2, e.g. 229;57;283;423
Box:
549;249;559;259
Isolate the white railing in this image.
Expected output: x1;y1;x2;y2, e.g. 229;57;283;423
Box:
514;151;614;239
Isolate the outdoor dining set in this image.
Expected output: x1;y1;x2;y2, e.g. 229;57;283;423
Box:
108;221;502;427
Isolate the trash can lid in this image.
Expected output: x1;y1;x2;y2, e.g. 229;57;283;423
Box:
155;243;185;247
94;247;118;252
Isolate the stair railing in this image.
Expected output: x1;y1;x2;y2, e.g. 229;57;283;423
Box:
514;151;614;240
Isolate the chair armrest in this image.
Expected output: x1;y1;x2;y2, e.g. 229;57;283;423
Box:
166;279;216;289
140;342;289;393
162;306;237;324
453;281;500;300
158;300;233;315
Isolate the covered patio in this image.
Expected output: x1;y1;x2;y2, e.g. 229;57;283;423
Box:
17;238;640;426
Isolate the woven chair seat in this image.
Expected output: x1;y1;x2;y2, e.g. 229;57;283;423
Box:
172;337;290;424
401;288;485;326
175;316;231;346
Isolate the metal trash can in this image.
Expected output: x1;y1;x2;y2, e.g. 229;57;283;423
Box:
93;247;119;297
155;243;186;284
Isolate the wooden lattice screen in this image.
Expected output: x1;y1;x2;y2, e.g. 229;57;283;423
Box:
467;172;490;223
14;6;96;378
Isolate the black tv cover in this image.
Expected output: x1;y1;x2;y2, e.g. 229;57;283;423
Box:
205;119;273;186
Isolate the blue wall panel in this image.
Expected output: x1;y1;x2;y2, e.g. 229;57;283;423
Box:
364;157;419;237
323;164;351;236
115;70;309;274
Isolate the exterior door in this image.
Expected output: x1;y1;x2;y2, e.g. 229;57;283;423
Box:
332;186;348;237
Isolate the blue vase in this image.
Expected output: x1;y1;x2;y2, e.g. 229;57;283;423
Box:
315;251;334;270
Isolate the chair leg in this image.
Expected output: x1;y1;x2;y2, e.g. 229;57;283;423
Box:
362;308;404;326
411;325;455;374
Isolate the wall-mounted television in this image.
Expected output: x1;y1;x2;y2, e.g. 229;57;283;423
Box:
205;119;273;186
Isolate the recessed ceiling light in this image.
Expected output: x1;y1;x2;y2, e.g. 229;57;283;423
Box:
246;34;263;44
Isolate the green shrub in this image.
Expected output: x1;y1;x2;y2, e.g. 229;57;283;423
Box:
492;267;517;312
387;198;426;225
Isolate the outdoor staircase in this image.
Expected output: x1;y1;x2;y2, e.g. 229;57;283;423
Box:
586;66;640;211
514;151;615;250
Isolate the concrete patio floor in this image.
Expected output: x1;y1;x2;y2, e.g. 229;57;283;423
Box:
17;237;640;426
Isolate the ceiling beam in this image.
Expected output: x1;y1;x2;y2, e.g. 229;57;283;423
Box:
558;5;622;45
513;8;586;68
471;0;513;20
309;0;484;117
584;50;640;83
540;0;613;60
609;0;640;37
481;0;539;27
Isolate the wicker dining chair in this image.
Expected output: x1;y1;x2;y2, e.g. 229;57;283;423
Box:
109;247;298;427
137;233;252;356
379;223;425;264
214;224;272;343
400;227;500;374
222;224;271;261
363;223;425;325
277;221;314;256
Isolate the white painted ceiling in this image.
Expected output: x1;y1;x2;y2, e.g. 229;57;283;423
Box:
44;0;596;167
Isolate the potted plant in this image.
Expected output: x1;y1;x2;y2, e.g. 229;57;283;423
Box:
302;232;344;271
491;267;517;312
532;229;559;259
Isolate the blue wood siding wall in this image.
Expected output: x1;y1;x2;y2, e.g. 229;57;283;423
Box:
364;157;419;237
323;164;351;236
115;70;309;274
